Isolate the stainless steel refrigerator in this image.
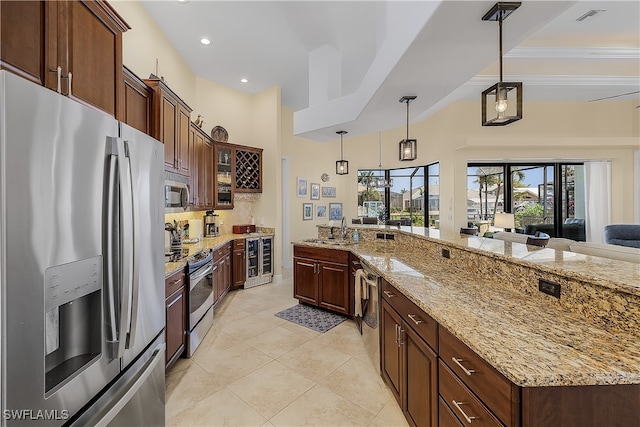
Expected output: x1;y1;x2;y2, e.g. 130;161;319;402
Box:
0;71;165;426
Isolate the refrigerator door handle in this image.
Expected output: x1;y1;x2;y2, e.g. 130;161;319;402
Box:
126;140;140;350
105;147;119;358
108;137;134;359
94;343;165;427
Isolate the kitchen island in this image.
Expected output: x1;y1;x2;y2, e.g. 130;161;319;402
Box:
294;225;640;426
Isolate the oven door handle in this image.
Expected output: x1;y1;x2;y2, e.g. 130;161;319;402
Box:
190;263;213;291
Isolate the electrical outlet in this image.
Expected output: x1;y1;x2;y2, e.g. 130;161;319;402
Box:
539;279;561;298
385;234;395;240
376;233;385;239
441;248;450;259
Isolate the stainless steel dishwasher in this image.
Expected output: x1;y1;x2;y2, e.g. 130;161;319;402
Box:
359;263;381;374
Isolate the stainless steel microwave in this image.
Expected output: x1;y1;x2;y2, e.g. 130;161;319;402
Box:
165;180;190;212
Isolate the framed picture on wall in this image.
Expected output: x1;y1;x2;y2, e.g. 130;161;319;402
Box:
316;205;327;219
297;177;308;197
322;186;336;198
303;203;313;220
329;203;343;220
310;183;320;200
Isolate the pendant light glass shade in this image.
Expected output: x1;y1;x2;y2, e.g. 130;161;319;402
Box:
481;2;522;126
335;130;349;175
399;96;417;161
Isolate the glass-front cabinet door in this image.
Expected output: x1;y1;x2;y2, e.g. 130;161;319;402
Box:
214;144;234;209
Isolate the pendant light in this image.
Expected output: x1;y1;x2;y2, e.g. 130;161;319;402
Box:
398;95;417;161
335;130;349;175
376;132;392;188
481;2;522;126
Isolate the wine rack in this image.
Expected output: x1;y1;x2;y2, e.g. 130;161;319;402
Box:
235;149;262;192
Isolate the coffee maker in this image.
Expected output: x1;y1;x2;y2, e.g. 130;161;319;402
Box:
204;210;219;237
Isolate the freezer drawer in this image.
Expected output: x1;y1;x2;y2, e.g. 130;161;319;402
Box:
69;334;165;427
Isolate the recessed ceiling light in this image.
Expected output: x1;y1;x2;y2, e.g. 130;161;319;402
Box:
200;38;211;46
240;78;248;83
178;0;189;3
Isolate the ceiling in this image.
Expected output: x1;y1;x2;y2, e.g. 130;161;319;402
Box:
141;0;640;141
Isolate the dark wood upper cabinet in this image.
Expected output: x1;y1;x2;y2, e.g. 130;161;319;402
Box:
0;0;129;117
144;79;192;175
122;66;152;135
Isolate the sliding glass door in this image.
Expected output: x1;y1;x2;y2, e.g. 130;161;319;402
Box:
468;162;586;240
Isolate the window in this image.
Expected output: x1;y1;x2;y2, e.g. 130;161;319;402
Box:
357;164;438;227
357;170;385;219
467;162;586;240
390;167;425;226
427;163;440;228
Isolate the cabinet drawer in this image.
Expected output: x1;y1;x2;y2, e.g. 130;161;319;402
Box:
294;245;349;264
439;361;504;427
439;397;464;427
165;269;186;297
213;244;230;261
234;239;245;250
382;280;437;350
439;327;516;427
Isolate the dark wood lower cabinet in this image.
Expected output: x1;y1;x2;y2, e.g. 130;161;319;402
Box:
213;243;232;306
380;279;640;427
521;384;640;427
232;239;246;289
165;269;186;370
293;245;350;315
404;325;438;427
381;301;402;402
381;300;437;427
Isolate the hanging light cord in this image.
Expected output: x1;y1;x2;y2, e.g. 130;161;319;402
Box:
498;10;503;83
340;134;344;160
378;131;383;168
406;101;410;140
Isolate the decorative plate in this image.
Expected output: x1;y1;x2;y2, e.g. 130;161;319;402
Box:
321;173;330;182
211;126;229;143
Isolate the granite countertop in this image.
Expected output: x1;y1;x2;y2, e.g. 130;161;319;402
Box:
164;232;274;277
293;236;640;388
320;224;640;296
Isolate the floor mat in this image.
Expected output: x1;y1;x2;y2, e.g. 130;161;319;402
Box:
275;304;347;333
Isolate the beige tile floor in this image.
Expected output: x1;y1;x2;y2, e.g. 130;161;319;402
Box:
165;268;408;427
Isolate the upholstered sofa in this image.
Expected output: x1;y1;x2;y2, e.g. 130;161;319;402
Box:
524;218;585;241
604;224;640;248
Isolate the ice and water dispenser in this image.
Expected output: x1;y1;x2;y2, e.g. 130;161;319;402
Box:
44;256;103;395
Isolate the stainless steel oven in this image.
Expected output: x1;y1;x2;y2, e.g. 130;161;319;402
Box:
186;250;214;357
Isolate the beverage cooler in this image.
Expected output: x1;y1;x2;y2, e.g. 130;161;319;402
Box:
245;236;274;288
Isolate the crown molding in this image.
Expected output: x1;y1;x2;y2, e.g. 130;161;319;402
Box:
467;75;640;87
506;47;640;60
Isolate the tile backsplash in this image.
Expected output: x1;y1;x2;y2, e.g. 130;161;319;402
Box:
164;194;261;236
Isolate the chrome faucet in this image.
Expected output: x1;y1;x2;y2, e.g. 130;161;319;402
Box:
340;216;348;240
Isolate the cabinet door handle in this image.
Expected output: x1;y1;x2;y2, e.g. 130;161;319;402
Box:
451;400;476;424
54;66;62;93
398;326;404;346
452;357;475;376
383;290;396;298
395;324;399;346
407;314;424;325
67;71;72;97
